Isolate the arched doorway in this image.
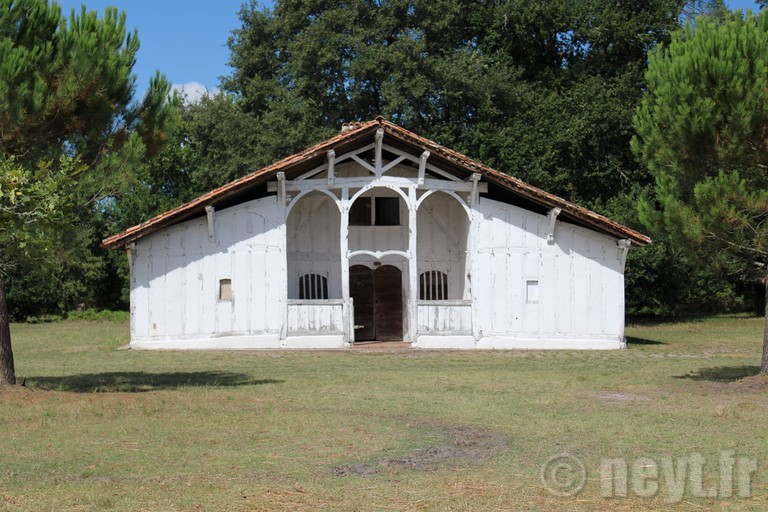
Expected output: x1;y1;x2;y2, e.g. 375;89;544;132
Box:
350;265;403;341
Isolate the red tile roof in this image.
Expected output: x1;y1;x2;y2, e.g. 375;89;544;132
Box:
102;118;650;249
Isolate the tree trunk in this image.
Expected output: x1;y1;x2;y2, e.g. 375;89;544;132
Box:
762;278;768;375
0;269;16;385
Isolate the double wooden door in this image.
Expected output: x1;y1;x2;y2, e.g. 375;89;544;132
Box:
349;265;403;341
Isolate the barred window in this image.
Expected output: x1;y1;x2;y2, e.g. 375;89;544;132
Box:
299;273;329;300
419;271;448;300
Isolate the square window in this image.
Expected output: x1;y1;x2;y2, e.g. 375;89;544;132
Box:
375;197;400;226
349;197;371;226
526;280;539;303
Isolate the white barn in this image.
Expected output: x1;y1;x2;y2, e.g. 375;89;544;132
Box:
103;119;650;350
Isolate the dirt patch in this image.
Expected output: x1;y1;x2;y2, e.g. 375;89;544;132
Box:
328;463;377;477
596;392;651;402
728;373;768;392
0;384;57;405
329;423;507;476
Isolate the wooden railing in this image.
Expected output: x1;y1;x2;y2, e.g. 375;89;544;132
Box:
286;298;354;341
416;300;472;335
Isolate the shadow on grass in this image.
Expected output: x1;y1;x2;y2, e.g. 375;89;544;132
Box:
626;336;667;345
25;371;283;392
675;366;761;383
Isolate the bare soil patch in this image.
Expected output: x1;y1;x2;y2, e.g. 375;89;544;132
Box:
329;423;507;476
596;391;651;402
729;373;768;392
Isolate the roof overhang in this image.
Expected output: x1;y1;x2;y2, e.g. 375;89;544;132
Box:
102;118;651;249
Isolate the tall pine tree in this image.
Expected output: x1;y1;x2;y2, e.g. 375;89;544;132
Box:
0;0;172;385
633;10;768;373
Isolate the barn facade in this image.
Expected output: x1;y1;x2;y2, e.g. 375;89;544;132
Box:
103;119;650;350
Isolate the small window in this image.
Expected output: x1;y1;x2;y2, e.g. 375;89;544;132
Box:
375;197;400;226
299;273;329;299
526;280;539;303
219;278;232;301
419;271;448;300
349;197;400;226
349;197;371;226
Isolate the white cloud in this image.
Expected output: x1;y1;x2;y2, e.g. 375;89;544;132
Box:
171;81;220;104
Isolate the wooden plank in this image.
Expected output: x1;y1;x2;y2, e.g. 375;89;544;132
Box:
374;265;403;341
350;265;375;341
416;303;472;334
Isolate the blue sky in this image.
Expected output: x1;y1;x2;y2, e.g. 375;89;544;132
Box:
54;0;762;101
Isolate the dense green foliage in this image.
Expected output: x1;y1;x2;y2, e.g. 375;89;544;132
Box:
223;0;682;203
6;0;760;323
0;0;172;383
634;10;768;281
633;10;768;370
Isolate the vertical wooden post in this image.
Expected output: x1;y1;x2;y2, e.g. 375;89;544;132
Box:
418;151;430;186
408;187;419;343
340;187;351;343
205;205;215;242
468;201;481;342
374;128;384;177
277;172;286;206
469;173;480;207
278;181;289;342
327;150;335;188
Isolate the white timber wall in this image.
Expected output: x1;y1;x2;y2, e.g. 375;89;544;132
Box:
129;195;338;349
423;197;626;350
130;153;629;350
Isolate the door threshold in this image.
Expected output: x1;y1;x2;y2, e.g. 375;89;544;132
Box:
352;341;412;350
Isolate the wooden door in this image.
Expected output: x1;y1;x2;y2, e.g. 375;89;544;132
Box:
373;265;403;341
349;264;404;341
350;265;375;341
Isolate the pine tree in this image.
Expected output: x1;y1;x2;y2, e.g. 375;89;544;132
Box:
633;10;768;373
0;0;171;385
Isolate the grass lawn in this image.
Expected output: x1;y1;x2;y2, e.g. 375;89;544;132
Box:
1;316;767;511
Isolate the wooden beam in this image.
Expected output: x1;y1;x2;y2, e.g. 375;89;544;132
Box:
383;144;460;181
546;207;561;245
295;163;327;181
347;249;410;260
374;128;384;176
271;176;488;193
277;172;286;207
469;173;481;207
351;155;376;175
205;205;215;242
333;142;376;166
418;150;430;185
327;150;335;187
618;239;632;271
381;155;407;175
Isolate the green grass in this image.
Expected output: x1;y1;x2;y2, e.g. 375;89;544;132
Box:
1;316;767;511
